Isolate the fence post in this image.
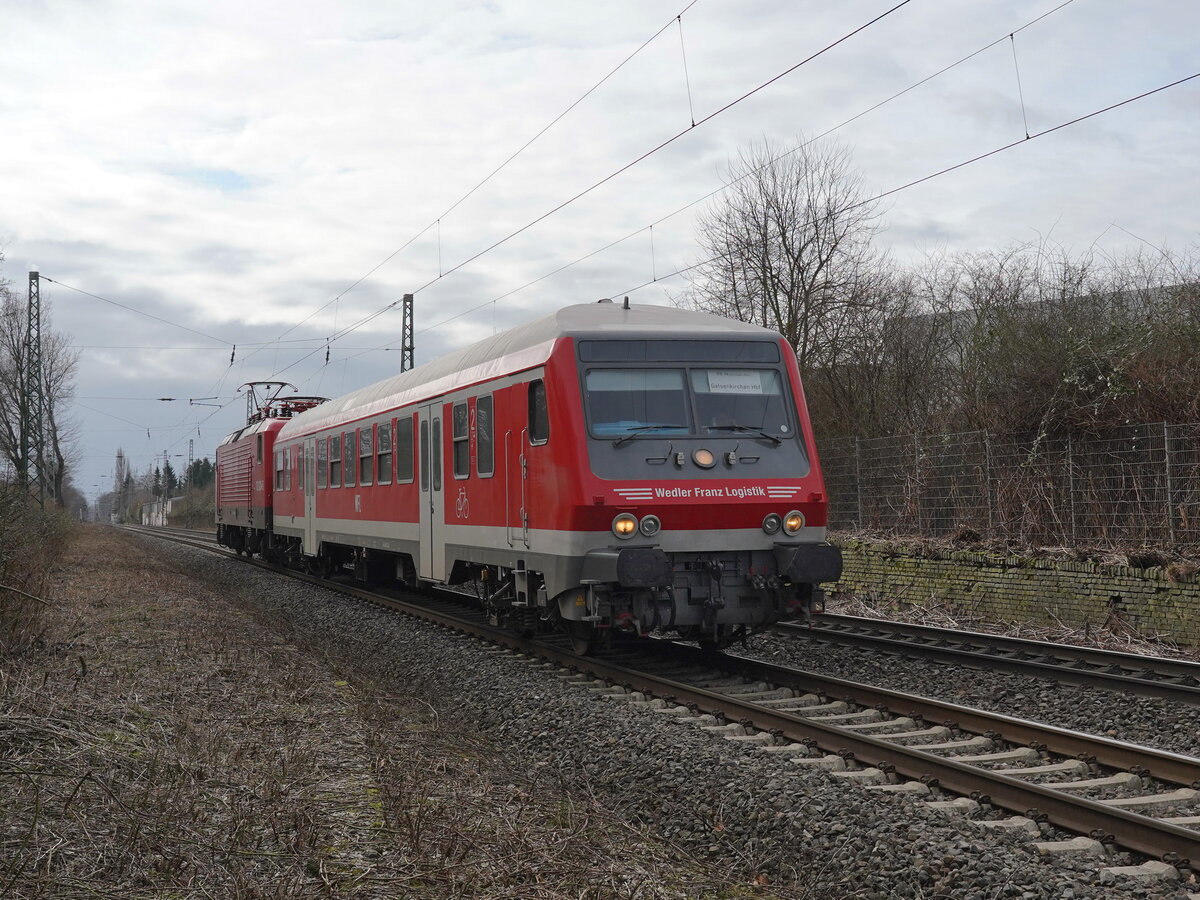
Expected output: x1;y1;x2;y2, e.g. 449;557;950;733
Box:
913;432;922;531
1066;434;1077;543
854;436;863;529
1163;420;1175;545
984;430;994;534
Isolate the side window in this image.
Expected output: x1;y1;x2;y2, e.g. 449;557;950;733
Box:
317;438;328;489
528;379;549;445
432;417;442;492
419;419;430;491
476;395;494;477
344;431;356;487
285;447;291;491
274;450;284;490
257;434;264;464
329;435;342;487
397;416;415;483
297;446;304;491
377;420;392;485
452;402;469;479
359;426;373;486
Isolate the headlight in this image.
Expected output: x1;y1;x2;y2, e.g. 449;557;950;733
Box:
692;448;715;468
639;515;661;537
762;513;782;535
783;510;805;535
612;513;638;539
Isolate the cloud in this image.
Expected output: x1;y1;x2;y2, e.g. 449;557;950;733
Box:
1;0;1197;496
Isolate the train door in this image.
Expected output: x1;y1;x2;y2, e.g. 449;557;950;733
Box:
418;403;446;581
303;437;317;553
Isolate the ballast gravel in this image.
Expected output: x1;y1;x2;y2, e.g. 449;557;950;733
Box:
739;631;1200;760
146;537;1196;900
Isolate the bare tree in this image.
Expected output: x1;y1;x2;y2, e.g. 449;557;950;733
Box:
681;136;886;377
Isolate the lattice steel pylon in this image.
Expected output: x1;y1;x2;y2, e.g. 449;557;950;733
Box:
19;271;46;508
400;293;414;372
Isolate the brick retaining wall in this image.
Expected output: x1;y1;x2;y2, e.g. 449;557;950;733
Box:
830;538;1200;648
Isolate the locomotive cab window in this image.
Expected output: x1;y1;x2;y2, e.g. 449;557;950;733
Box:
528;379;548;445
377;421;392;485
359;427;373;486
329;435;341;487
476;395;494;477
452;402;469;478
344;431;356;487
397;416;414;483
691;369;792;436
584;369;689;437
256;434;263;463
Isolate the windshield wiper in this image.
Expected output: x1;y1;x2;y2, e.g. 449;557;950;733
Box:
707;424;783;445
613;424;688;448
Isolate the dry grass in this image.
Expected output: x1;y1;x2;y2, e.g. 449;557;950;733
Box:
1;528;767;899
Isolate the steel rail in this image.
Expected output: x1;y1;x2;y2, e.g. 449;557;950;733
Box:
778;615;1200;705
123;525;1200;869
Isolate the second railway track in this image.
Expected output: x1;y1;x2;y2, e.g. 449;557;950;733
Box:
126;525;1200;878
777;614;1200;705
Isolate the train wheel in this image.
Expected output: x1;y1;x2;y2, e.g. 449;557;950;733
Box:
567;621;596;657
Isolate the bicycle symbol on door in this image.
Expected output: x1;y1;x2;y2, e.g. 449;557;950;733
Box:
455;487;470;519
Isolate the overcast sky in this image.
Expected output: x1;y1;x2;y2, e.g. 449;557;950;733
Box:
2;0;1197;506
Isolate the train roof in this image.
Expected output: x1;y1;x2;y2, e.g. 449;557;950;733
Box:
278;302;783;439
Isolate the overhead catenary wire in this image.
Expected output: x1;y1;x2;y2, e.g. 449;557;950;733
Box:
609;71;1200;300
271;0;916;382
401;0;1079;342
41;277;233;346
233;0;703;374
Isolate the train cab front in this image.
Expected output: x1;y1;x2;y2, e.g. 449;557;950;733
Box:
564;334;842;649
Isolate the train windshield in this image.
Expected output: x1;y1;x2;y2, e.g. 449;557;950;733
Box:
584;366;793;438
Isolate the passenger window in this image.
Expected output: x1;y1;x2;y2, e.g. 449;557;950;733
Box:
452;402;469;478
274;451;284;490
329;435;342;487
528;379;548;445
397;416;415;483
359;427;373;486
297;446;304;491
377;421;392;485
344;431;356;487
476;395;494;477
419;419;429;491
432;417;442;492
317;438;328;489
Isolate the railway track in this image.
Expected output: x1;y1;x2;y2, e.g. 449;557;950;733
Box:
124;525;1200;879
778;614;1200;705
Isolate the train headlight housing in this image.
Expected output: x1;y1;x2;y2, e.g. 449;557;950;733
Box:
783;510;805;535
612;513;638;539
762;513;782;535
692;448;715;468
639;514;661;537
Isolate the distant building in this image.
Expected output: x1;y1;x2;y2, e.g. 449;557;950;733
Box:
141;496;183;527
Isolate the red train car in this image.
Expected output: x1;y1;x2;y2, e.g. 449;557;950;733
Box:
220;301;842;651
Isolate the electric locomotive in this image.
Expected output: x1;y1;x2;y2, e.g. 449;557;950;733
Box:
218;300;841;652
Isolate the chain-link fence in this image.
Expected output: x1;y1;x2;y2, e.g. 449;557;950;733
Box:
821;422;1200;548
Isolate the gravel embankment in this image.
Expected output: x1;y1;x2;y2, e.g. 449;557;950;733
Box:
145;534;1199;900
736;631;1200;760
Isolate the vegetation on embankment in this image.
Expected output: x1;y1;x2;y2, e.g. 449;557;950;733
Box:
0;490;72;654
